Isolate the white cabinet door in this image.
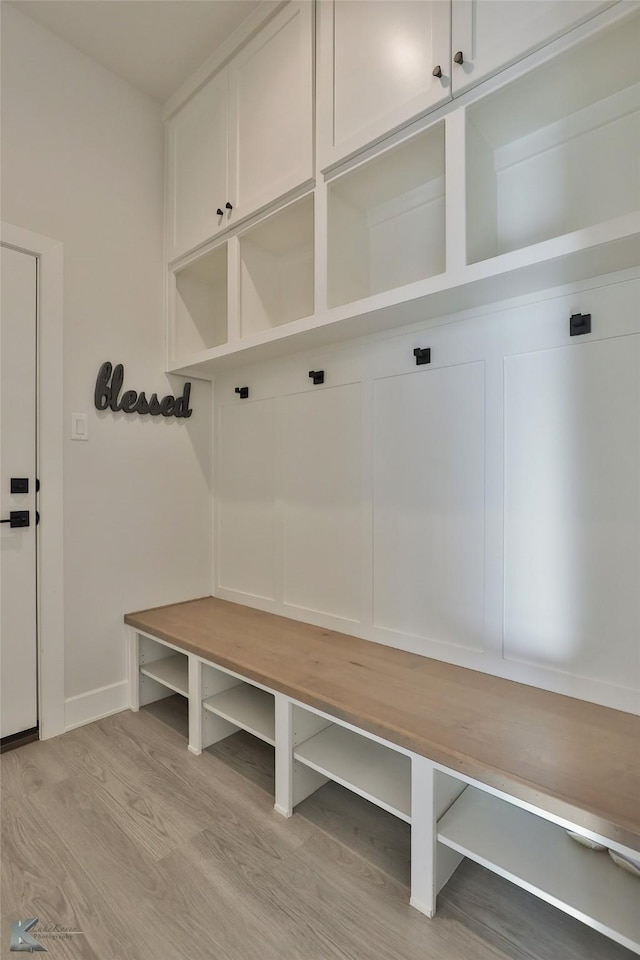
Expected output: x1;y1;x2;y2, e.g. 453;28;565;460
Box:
228;1;313;223
166;70;228;261
451;0;617;95
317;0;450;170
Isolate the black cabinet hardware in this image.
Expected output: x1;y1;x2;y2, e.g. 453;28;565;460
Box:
235;386;249;399
454;51;464;64
10;478;28;494
308;370;324;385
432;65;442;78
225;202;233;211
217;207;224;216
1;510;30;528
570;313;591;336
413;347;431;366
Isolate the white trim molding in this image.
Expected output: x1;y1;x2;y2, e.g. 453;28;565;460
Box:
64;681;129;732
1;221;65;740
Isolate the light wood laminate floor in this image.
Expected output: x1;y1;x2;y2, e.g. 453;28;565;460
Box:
1;699;635;960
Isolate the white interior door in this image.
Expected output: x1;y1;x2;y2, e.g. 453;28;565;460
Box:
0;244;38;740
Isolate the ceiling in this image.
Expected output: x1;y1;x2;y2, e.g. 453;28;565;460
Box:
10;0;263;103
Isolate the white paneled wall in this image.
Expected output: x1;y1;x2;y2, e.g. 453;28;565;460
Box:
372;362;485;649
282;384;362;621
217;398;277;601
504;333;640;687
214;272;640;713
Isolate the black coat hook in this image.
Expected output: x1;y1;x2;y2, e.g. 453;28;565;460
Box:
413;347;431;366
308;370;324;385
570;313;591;336
235;386;249;399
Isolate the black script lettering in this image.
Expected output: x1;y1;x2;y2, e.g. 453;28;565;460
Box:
109;364;124;412
134;391;149;415
148;394;162;416
120;389;138;413
94;361;113;411
94;363;194;419
160;396;175;417
173;382;193;419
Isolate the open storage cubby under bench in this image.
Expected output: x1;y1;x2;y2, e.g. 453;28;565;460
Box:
125;596;640;954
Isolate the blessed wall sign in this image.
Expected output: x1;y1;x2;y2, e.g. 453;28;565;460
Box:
94;362;193;418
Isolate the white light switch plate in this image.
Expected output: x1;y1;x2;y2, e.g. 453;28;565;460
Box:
71;413;88;441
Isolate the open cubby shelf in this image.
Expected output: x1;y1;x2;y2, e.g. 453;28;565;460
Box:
140;654;189;697
294;723;411;822
327;122;446;308
438;787;640;953
466;12;640;264
173;244;228;359
240;194;314;338
203;682;275;746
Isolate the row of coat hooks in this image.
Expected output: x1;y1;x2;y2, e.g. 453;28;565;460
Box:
233;311;591;397
234;348;434;398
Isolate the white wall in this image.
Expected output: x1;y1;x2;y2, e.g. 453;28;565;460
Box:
0;4;212;727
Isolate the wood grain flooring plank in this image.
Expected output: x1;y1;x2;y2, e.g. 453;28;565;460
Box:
169;828;359;960
437;859;637;960
254;830;512;960
47;721;204;862
94;709;314;849
26;776;242;960
4;711;634;960
1;796;136;960
296;779;412;888
0;736;68;800
206;727;276;796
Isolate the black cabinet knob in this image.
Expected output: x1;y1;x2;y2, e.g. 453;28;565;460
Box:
217;207;224;216
432;65;443;78
235;386;249;399
225;202;233;211
308;370;324;385
453;51;464;65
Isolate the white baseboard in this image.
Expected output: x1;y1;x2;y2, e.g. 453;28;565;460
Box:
64;680;129;732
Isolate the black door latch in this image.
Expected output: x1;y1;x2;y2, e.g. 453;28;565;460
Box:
0;510;30;528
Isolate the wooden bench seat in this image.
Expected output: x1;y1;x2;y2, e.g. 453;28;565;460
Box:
125;595;640;851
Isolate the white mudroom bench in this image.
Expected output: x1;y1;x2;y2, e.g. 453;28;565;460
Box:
125;596;640;954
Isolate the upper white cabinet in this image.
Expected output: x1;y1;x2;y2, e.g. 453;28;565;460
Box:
166;70;229;262
451;0;617;95
166;1;313;262
166;0;639;377
229;1;314;224
317;0;451;170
